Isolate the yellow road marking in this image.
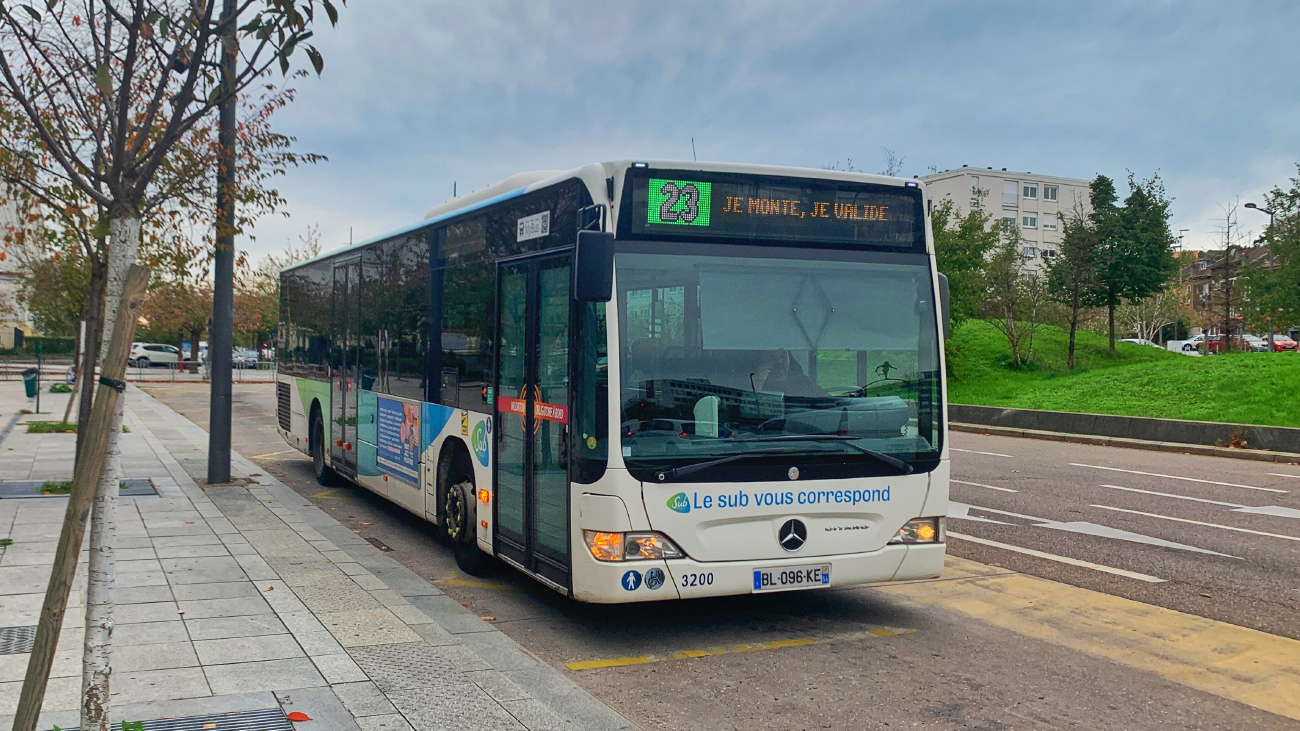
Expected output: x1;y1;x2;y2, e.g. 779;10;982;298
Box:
309;488;353;500
877;556;1300;722
249;449;297;459
564;627;914;671
567;656;656;671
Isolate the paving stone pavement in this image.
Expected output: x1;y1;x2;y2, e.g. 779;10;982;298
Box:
0;383;635;731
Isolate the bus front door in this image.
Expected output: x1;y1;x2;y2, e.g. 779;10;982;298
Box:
494;254;572;591
330;258;360;478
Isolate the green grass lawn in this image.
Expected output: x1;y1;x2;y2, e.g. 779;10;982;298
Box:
948;320;1300;428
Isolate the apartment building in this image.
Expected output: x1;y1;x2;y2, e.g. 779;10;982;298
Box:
920;166;1091;273
0;199;35;349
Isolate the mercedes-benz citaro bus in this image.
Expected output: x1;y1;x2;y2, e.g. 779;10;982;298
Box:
275;161;950;603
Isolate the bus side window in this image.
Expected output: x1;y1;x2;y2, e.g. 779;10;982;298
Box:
440;260;494;412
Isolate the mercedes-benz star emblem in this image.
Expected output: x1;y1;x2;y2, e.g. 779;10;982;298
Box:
778;519;807;552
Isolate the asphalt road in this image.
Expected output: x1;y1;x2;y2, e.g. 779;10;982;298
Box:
140;383;1300;730
944;435;1300;640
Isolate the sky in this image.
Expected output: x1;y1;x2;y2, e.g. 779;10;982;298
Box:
240;0;1300;261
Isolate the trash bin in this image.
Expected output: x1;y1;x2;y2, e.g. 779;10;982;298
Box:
22;367;39;398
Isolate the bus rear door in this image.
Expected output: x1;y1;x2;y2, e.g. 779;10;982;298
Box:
330;257;360;478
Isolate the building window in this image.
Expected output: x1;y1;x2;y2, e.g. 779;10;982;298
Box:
1022;213;1037;229
1021;246;1037;258
1042;248;1057;259
1043;185;1058;201
1022;184;1037;199
1002;180;1018;206
1002;209;1018;227
1042;213;1057;230
970;175;980;204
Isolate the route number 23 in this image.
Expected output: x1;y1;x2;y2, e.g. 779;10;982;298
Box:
658;181;702;223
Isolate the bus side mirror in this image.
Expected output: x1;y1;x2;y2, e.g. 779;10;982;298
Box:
937;273;951;340
574;231;614;303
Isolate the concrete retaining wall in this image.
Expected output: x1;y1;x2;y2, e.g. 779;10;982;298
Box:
949;404;1300;455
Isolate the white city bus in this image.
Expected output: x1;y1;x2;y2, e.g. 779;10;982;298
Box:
275;161;949;603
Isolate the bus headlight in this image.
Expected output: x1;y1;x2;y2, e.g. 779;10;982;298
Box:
584;531;685;561
890;517;944;544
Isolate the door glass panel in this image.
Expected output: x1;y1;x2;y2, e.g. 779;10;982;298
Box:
343;261;360;469
330;266;348;466
533;263;570;560
495;265;528;542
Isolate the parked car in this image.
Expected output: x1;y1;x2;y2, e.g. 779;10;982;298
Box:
1271;335;1298;352
129;342;181;368
1239;335;1270;352
232;348;260;369
1119;338;1161;348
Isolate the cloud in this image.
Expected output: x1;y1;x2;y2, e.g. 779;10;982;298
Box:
239;0;1300;257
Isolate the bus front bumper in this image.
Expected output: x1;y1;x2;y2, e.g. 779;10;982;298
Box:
570;542;945;603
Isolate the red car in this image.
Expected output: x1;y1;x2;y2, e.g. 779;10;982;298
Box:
1270;335;1298;352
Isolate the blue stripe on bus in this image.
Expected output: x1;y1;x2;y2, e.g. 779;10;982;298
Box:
284;186;530;272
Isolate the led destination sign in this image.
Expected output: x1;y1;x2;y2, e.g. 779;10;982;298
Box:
628;169;924;249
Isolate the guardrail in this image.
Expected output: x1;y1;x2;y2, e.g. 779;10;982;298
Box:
0;361;277;383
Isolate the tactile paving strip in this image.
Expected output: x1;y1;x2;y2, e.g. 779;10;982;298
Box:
48;707;293;731
0;625;37;655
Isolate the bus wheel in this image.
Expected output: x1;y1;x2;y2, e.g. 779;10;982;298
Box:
445;479;489;576
310;413;337;487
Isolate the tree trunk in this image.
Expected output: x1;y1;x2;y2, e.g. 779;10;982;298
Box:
75;255;107;463
1068;289;1080;370
82;215;142;731
190;326;203;373
62;322;82;425
1107;295;1117;353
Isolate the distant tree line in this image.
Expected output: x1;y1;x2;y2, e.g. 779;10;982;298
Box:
934;173;1177;370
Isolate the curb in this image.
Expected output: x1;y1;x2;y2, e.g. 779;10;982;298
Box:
950;422;1300;465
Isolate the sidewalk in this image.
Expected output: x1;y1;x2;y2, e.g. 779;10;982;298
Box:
0;382;634;731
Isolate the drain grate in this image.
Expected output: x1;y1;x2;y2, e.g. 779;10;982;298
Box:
0;625;37;655
364;536;393;552
0;479;158;499
50;708;294;731
119;478;158;497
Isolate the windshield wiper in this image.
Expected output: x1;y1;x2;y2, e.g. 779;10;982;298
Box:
643;447;814;482
732;435;913;474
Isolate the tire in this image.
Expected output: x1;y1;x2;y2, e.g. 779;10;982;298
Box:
444;478;490;576
137;356;150;368
310;412;338;486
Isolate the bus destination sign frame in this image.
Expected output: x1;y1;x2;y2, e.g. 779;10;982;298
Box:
624;168;925;251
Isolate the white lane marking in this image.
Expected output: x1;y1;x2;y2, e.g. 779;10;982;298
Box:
1098;484;1300;521
1069;463;1287;494
947;503;1013;525
952;479;1018;493
952;447;1014;458
1092;505;1300;543
1230;505;1300;520
951;503;1237;557
1099;484;1246;508
1267;473;1300;480
947;531;1166;583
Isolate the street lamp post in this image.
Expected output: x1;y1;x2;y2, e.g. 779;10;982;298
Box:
1244;202;1276;350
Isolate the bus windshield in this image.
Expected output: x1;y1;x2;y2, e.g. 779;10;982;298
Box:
616;246;942;480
